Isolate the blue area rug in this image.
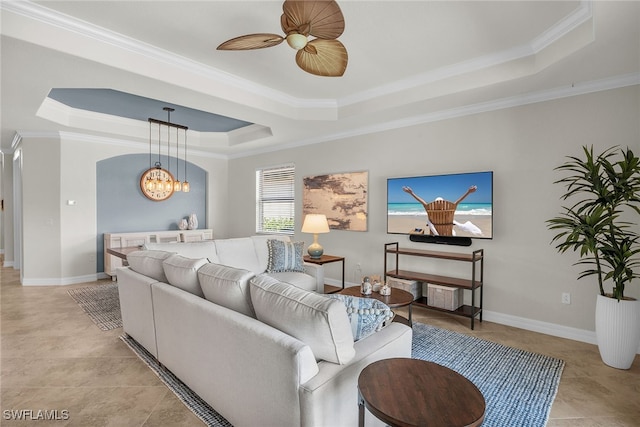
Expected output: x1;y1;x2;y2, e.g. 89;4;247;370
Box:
122;322;564;427
412;322;565;427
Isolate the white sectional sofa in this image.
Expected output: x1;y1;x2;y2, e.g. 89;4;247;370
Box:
143;234;324;292
117;236;413;427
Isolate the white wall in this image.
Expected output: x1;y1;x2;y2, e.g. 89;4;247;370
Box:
227;86;640;335
1;153;13;266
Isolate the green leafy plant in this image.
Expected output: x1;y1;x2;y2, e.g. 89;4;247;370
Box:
262;217;294;233
547;146;640;300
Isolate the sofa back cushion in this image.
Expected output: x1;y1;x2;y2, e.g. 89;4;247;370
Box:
162;254;208;297
250;275;355;364
144;241;219;263
127;250;174;283
198;263;256;318
213;238;262;273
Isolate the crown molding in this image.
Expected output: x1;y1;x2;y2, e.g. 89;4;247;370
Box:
2;0;595;119
229;73;639;159
13;130;228;160
13;73;637;160
0;0;336;118
339;1;594;108
0;1;306;106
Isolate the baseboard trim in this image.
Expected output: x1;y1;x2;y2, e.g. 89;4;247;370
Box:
21;272;108;286
483;309;596;344
327;278;640;354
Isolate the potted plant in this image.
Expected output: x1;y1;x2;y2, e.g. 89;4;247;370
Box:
547;145;640;369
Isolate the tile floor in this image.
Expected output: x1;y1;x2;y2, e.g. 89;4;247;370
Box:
1;265;638;426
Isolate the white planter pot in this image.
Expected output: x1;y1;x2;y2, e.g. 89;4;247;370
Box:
595;294;640;370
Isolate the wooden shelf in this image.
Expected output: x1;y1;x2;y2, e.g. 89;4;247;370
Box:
386;270;481;290
384;242;484;330
385;247;483;263
413;297;481;317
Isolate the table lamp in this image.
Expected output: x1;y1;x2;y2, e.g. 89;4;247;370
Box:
301;214;330;258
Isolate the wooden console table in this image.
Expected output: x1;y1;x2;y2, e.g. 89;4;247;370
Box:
104;229;213;276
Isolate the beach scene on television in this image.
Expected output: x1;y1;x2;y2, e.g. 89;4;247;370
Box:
387;171;493;239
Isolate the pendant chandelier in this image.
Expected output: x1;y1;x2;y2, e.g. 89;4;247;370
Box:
144;107;190;193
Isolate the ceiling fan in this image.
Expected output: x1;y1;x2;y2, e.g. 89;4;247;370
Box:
217;0;348;77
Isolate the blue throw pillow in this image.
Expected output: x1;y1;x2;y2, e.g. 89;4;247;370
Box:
327;294;394;341
266;239;305;273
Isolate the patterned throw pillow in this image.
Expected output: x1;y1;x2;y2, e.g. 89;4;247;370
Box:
327;294;394;341
266;239;305;273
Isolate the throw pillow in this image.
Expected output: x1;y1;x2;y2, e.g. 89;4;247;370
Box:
266;239;305;273
327;294;394;341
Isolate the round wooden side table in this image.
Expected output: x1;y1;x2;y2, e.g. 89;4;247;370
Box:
358;358;485;427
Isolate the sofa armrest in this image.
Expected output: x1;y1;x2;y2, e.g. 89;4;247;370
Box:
116;267;160;358
303;262;325;293
153;282;320;427
298;322;412;426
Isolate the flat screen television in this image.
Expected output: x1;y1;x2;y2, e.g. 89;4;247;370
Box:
387;171;493;241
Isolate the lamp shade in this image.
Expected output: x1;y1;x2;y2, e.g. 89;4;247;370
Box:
301;214;330;234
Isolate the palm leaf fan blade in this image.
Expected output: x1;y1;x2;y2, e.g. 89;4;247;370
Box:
283;0;345;39
296;39;347;76
217;34;284;50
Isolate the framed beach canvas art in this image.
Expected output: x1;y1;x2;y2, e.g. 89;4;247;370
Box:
303;171;368;231
387;171;493;239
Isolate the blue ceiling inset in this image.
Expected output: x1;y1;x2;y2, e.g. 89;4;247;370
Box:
48;88;253;132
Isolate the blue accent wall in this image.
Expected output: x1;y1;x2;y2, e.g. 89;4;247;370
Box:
96;153;207;272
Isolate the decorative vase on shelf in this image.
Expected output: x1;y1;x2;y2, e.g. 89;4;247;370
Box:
188;213;198;230
178;219;188;230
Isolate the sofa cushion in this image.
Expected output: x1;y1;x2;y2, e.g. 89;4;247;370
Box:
214;238;262;273
250;275;355;364
162;254;208;297
143;241;219;263
198;263;256;318
327;294;394;341
127;250;174;283
266;239;305;273
268;271;316;292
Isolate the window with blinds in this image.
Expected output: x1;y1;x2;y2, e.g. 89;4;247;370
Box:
256;164;295;234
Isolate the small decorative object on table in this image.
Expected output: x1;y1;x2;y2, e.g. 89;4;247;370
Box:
380;283;392;296
361;277;372;295
370;274;382;292
178;218;188;230
188;213;198;230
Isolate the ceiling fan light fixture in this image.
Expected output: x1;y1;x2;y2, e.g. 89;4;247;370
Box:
286;33;308;50
217;0;347;76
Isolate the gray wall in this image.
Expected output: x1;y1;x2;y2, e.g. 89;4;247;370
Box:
227;86;640;334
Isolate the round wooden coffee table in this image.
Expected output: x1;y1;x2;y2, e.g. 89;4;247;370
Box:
337;286;414;324
358;358;485;427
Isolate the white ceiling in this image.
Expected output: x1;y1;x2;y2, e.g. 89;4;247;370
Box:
1;1;639;158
